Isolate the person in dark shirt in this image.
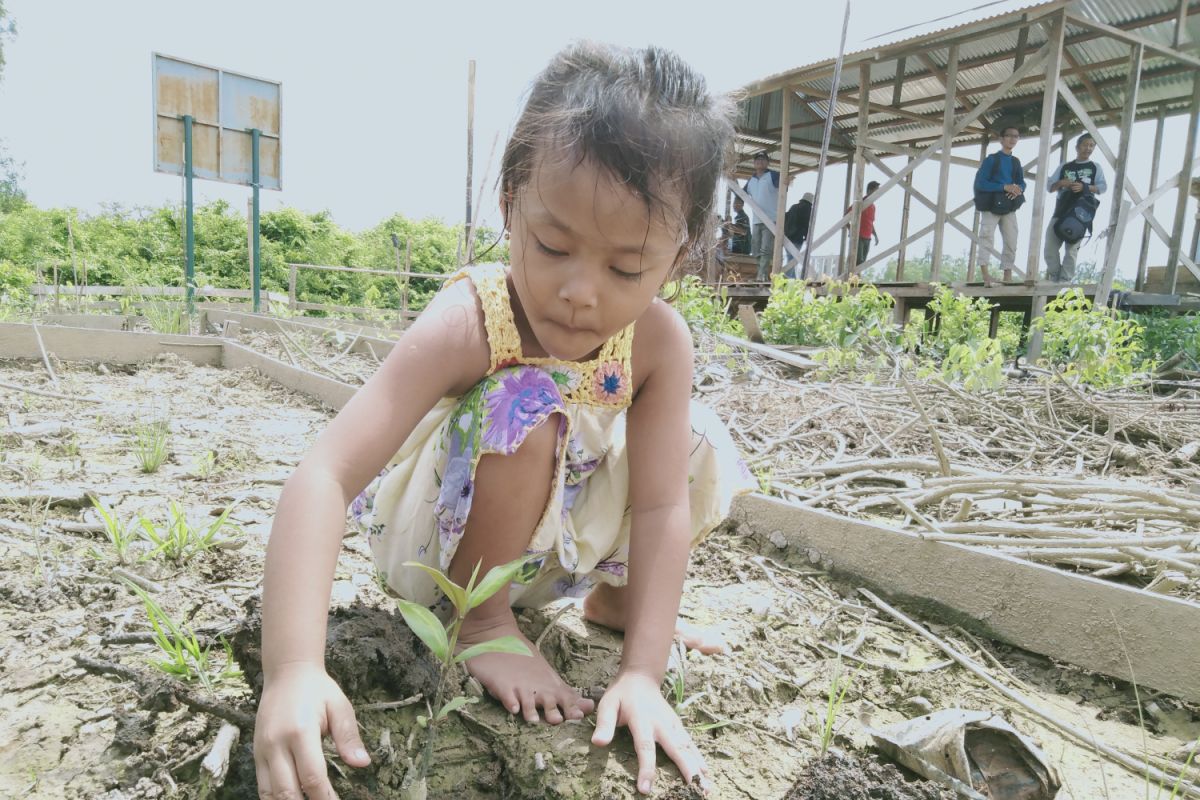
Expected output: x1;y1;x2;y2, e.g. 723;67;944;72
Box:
1044;133;1107;282
782;192;813;278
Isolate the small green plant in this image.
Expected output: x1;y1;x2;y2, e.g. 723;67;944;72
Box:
396;555;538;789
665;275;746;338
91;497;137;564
1035;289;1145;388
761;276;896;351
1135;310;1200;367
1159;738;1198;800
819;659;858;757
133;420;170;473
191;450;217;480
142;301;187;334
123;581;241;691
138;502;239;563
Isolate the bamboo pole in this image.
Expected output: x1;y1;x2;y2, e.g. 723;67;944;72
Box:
967;137;988;282
465;60;476;265
847;63;871;277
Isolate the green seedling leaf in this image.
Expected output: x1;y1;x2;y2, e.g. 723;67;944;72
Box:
416;714;428;728
453;635;532;664
435;695;478;720
396;599;449;662
403;561;468;615
467;554;541;610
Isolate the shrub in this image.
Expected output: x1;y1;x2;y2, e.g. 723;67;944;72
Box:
1036;288;1144;387
665;275;744;337
761;277;895;350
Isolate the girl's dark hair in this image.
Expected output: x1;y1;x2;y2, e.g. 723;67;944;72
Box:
500;42;735;275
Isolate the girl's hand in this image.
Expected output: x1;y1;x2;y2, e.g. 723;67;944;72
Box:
591;671;710;796
254;662;370;799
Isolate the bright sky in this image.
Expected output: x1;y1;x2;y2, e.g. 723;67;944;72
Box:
0;0;1193;277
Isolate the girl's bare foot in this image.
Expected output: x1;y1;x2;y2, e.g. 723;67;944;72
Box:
582;583;727;654
456;609;595;724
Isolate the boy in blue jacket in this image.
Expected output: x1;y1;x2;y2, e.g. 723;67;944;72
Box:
974;126;1026;278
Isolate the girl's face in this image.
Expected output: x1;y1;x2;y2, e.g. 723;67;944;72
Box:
507;156;684;362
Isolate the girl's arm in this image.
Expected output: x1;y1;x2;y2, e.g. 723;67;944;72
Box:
591;300;706;795
254;279;490;799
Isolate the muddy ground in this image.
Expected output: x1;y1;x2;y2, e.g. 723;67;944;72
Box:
1;328;1198;799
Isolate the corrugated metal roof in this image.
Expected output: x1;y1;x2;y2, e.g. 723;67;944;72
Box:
735;0;1200;175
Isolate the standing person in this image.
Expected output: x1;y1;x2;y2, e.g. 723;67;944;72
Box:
252;42;754;800
782;192;813;277
973;126;1026;278
851;182;880;267
743;151;780;282
1044;132;1106;282
727;195;750;255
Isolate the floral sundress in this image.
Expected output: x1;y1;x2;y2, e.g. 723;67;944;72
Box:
353;263;754;608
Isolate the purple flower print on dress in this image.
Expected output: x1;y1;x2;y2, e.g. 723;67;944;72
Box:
592;361;629;404
594;559;627;579
482;367;563;452
554;573;595;598
434;456;474;551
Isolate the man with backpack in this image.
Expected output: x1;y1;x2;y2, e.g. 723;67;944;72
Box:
1044;133;1107;282
973;126;1026;279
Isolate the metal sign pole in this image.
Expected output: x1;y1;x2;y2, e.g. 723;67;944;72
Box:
183;114;196;314
251;127;262;313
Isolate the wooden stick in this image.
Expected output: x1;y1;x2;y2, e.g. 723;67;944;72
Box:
0;379;103;403
860;588;1200;797
900;374;951;477
199;722;241;789
30;323;59;386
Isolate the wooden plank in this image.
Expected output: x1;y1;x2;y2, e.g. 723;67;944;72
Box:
859;137;979;170
1167;75;1200;293
713;333;817;371
1096;43;1143;309
221;341;356;410
773;86;793;276
967;137;988;282
1028;13;1067;282
848;64;871;275
0;323;222;366
202;308;399;354
1137;109;1168;291
735;493;1200;703
29;285;289;304
897;155;913;280
930;45;959;283
37;314;132;331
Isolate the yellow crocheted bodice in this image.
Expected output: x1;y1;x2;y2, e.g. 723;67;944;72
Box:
447;263;636;409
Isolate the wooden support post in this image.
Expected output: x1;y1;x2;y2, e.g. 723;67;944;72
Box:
1096;44;1143;309
1137;108;1167;291
897;155;913;281
465;60;476;264
839;161;853;276
847;63;871;276
1026;293;1047;362
930;45;959;284
891;57;905;108
288;264;297;312
967;136;988;282
1027;12;1067;284
1176;0;1191;49
1166;74;1200;294
774;87;794;276
988;305;1001;339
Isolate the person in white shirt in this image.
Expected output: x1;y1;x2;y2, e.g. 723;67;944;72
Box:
743;152;780;282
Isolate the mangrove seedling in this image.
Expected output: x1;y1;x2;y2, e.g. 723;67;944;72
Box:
396;554;538;789
133;420;170;473
123;581;241;691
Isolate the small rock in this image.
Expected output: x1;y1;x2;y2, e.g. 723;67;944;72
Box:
534;752;546;771
330;580;357;606
906;696;934;714
768;530;789;550
807;548;823;566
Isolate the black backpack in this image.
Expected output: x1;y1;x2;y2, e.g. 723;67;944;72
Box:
974;153;1026;215
1053;191;1100;244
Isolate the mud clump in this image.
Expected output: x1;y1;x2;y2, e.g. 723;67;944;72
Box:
785;751;956;800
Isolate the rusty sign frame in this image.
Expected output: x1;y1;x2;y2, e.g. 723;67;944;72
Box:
152;52;283;190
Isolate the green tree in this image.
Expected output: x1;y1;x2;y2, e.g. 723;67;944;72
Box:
0;0;16;81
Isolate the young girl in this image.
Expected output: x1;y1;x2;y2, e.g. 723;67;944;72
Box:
253;42;753;799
